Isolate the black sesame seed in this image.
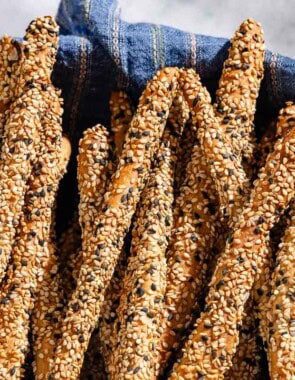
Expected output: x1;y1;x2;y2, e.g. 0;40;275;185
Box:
192;97;199;107
127;313;135;322
216;280;225;290
136;287;145;297
10;368;16;375
72;303;79;312
157;111;166;117
207;202;217;215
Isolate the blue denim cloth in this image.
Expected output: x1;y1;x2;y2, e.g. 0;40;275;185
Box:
52;0;295;140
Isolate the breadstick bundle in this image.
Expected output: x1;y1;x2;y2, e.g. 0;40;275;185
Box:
0;13;295;380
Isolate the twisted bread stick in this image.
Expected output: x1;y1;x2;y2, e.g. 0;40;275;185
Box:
267;207;295;379
214;19;264;160
159;64;255;370
260;104;295;379
0;126;69;380
169;102;295;379
0;16;58;283
50;67;180;379
77;125;117;376
110;118;184;379
32;134;71;380
159;21;264;369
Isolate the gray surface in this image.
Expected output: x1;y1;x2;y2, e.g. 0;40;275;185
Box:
0;0;294;58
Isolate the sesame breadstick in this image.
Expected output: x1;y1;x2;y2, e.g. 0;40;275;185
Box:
99;92;188;375
110;90;133;155
169;28;264;368
266;206;295;379
158;67;251;369
224;125;277;380
50;67;180;379
179;68;250;226
223;242;272;380
0;16;58;283
75;124;115;277
259;105;295;379
169;102;295;379
214;19;264;160
159;21;264;366
32;135;71;380
158;137;220;370
77;101;131;374
77;125;117;373
110;117;184;379
158;67;234;369
0;122;68;380
86;96;131;371
200;17;265;277
60;125;115;303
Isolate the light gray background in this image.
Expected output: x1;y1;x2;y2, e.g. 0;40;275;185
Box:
1;0;294;58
